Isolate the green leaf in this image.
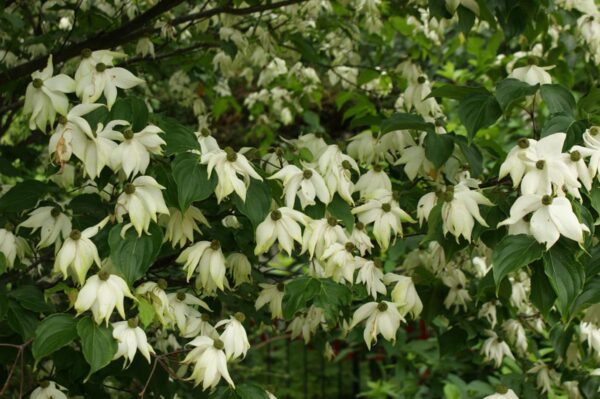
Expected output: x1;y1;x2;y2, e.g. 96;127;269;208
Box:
530;262;556;318
110;96;149;131
32;313;78;362
282;277;351;320
492;235;544;285
282;277;320;319
380;113;434;133
210;383;270;399
457;94;501;139
137;297;156;328
153;115;200;156
438;327;468;356
541;112;587;150
7;302;39;339
108;223;163;285
540;84;576;115
8;286;55;313
543;241;584;317
452;135;483;177
495;78;539;111
171;152;217;210
572;276;600;313
289;34;321;64
457;5;475;34
0;180;51;213
578;87;600;116
77;317;117;379
232;179;271;228
424;131;454;168
327;194;354;231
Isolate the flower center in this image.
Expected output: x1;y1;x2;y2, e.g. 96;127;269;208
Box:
541;195;553;205
201;313;210;321
303;169;313;179
210;240;221;250
98;270;110;281
377;302;388;312
591;126;600;136
123;128;134;140
81;48;92;58
3;222;14;232
277;282;285;292
417;76;426;84
234;312;246;322
345;242;355;252
495;385;508;394
32;78;43;88
342;160;352;170
51;207;61;218
225;147;237;162
270;210;282;221
200;128;210;137
327;217;337;226
176;292;186;301
95;62;107;72
157;278;168;289
443;190;454;202
381;203;392;212
213;338;225;350
535;160;545;170
355;221;364;230
127;318;138;328
517;138;529;149
58;115;68;125
275;147;284;156
570;151;581;162
373;164;383;172
124;183;136;195
70;229;81;240
39;380;50;388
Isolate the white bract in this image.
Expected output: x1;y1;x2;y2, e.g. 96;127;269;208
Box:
74;271;134;325
30;381;68;399
182;336;235;390
112;319;155;366
498;194;588;249
115;176;169;236
255;283;285;319
19;206;71;249
350;301;403;349
216;313;250;359
255;208;310;255
201;147;262;202
24;56;75;131
269;164;331;209
164;206;210;248
111;124;165;178
440;183;492;242
176;240;227;292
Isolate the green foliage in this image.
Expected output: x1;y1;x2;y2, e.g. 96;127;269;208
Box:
32;313;78;362
76;317;117;379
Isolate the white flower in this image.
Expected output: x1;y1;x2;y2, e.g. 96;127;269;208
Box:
255;208;310;256
442;268;471;312
182;336;235;390
572;126;600;181
482;387;519;399
201;147;262;203
222;215;243;229
355;258;386;299
287;133;328;158
318;145;358;204
74;271;134;325
352;192;414;251
384;274;423;318
350;301;403;349
446;0;480;15
136;37;155;58
255;283;285;318
167;292;211;335
416;191;438;225
404;76;441;116
268;165;331;209
503;319;528;355
349;222;374;255
19;206;71;249
111;125;166;178
301;217;347;259
395;142;434;181
216;313;250;359
509;64;553;86
24;55;75;131
528;362;559;394
176;240;227;292
321;242;359;284
115;176;169;236
75;51;144;109
0;227;29;268
257;57;287;86
135;280;171;326
226;253;252;286
197;129;220;154
30;381;68;399
580;321;600;354
54;218;107;285
112;319;155;366
498;194;588;249
354;167;392;198
48;103;104;164
481;330;515;367
440;183;493;242
346;130;378;165
287;306;325;343
164;206;209;248
478;302;498;328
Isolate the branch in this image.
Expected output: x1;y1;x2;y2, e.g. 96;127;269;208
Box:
0;0;308;87
0;0;186;86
